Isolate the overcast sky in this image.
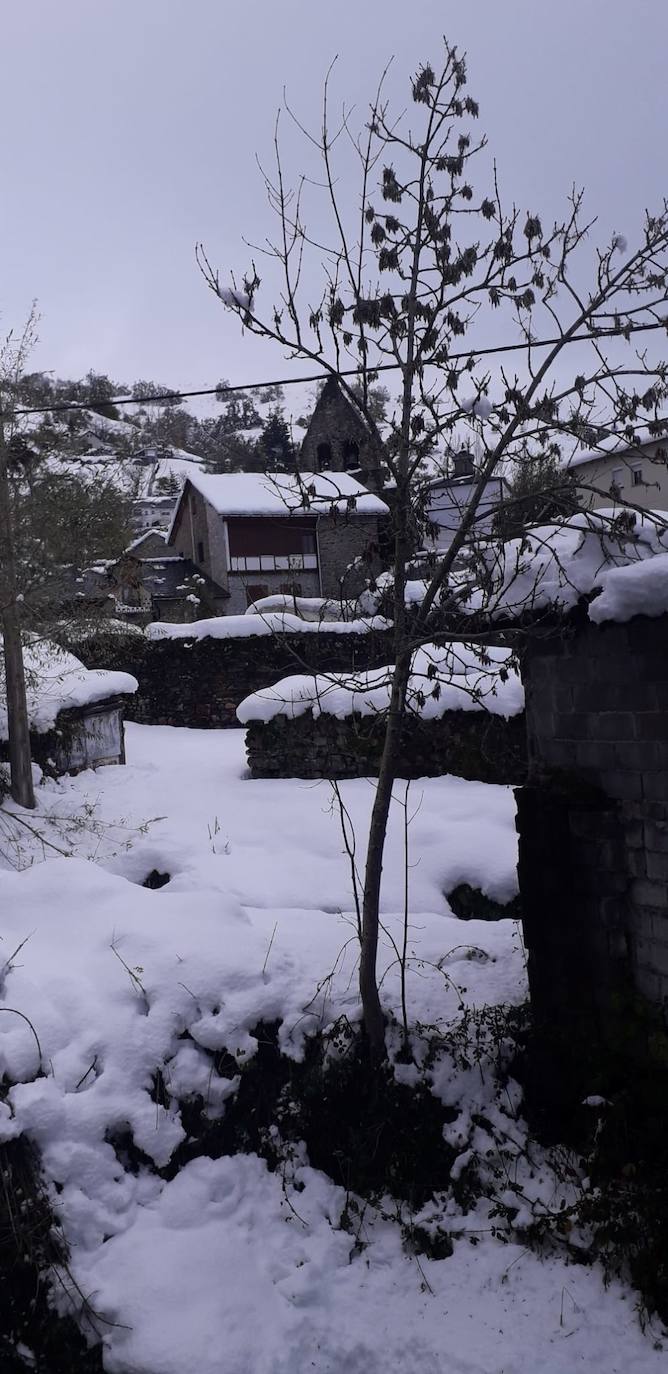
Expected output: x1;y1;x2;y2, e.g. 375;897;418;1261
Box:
2;0;667;399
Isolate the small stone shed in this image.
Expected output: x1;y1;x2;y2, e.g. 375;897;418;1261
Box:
486;510;668;1061
0;639;138;780
237;642;526;784
519;608;668;1045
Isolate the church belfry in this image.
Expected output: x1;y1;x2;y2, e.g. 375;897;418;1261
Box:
300;378;384;488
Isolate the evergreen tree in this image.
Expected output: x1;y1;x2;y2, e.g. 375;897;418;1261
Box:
498;451;577;538
257;410;294;469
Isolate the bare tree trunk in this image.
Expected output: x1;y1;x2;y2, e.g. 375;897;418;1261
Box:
359;456;413;1054
0;411;35;809
359;646;411;1055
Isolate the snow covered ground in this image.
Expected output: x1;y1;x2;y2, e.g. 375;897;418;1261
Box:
0;726;664;1372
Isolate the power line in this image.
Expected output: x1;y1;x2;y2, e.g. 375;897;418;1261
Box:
10;318;668;418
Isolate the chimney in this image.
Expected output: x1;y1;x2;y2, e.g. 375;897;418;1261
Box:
452;450;475;479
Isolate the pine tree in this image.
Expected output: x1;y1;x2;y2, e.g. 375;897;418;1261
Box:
258;410;294;470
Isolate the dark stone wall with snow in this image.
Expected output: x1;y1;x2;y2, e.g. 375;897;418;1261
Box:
68;628;395;729
244;710;527;784
518;613;668;1052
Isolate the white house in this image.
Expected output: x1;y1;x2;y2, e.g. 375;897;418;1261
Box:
425;453;505;551
567;431;668;513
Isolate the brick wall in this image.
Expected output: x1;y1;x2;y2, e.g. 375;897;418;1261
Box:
519;614;668;1042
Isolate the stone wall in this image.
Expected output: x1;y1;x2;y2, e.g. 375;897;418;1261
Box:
244;710;528;784
69;628;394;729
518;613;668;1048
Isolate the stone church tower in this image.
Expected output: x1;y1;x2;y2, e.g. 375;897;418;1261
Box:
299;378;385;489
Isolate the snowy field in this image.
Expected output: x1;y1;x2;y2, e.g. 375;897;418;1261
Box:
0;726;664;1372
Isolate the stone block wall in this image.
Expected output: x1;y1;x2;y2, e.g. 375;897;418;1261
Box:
316;515;382;599
519;614;668;1040
67;628;394;729
244;710;527;784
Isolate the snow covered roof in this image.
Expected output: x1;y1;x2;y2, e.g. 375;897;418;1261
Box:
564;425;668;471
0;637;138;739
179;470;389;519
237;642;523;725
125;529;168;554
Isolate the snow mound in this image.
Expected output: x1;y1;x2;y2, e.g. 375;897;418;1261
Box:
471;509;668;624
245;594;361;622
237;642;523;724
147;612;391;641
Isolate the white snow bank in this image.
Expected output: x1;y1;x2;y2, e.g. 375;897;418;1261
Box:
146;612;391;640
588;550;668;624
77;1149;662;1374
0;637;137;739
237;642;523;724
0;725;521;1249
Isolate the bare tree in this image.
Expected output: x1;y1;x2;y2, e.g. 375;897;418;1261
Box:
0;315;39;809
199;42;668;1054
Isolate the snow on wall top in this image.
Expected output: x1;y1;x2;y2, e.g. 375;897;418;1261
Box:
471;509;668;625
245;594;362;622
0;638;138;740
182;470;389;518
236;642;524;725
146;612;392;642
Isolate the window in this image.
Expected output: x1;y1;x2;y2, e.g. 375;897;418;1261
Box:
245;584;269;606
227;519;318;574
342;439;359;470
316;442;332;468
196;540;205;563
230;553;317;573
632;466;644;487
280;581;303;597
611;467;624;491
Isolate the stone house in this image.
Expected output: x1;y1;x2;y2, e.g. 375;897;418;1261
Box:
166;470;388;615
108;530;228;624
300;377;386;490
568;432;668;513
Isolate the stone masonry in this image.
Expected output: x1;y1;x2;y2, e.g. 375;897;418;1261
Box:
69;627;394;729
244;710;527;784
518;612;668;1044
